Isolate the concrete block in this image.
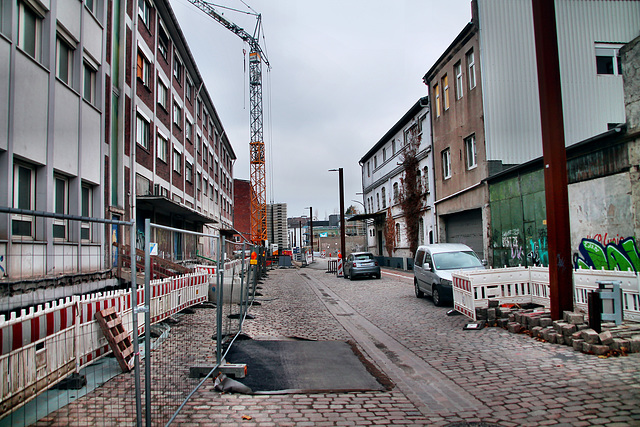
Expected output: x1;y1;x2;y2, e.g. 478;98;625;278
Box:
563;311;585;325
573;339;585;351
629;336;640;353
582;342;593;353
540;318;553;328
599;330;615;346
581;329;600;344
610;338;630;352
496;307;511;318
488;299;499;308
561;324;577;338
541;327;554;341
531;326;543;338
565;336;573;346
487;308;496;321
571;331;583;341
508;313;516;322
577;324;591;331
556;334;565;346
591;345;610;356
548;333;558;344
496;318;510;328
476;308;488;321
507;322;523;334
552;321;566;333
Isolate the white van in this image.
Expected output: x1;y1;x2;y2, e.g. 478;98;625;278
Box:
413;243;485;306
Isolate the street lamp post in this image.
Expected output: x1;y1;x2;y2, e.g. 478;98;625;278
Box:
305;207;313;263
330;168;346;268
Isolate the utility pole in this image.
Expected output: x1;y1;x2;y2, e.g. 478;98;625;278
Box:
330;168;346;261
309;207;314;263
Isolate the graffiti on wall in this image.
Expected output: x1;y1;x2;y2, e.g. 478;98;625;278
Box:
0;254;5;276
528;237;548;266
584;233;624;246
501;229;524;264
574;237;640;272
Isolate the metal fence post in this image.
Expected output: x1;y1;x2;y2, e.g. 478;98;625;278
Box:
131;223;142;427
144;218;151;427
216;235;224;364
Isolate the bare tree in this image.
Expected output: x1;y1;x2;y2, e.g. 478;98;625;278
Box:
383;206;396;257
399;132;424;257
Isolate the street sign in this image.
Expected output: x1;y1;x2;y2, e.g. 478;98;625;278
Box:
150;242;158;256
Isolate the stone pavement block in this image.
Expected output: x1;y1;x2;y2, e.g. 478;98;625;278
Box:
630;336;640;353
561;323;577;337
563;311;585;324
581;342;593;353
581;329;600;344
539;318;553;327
599;330;614;345
507;322;522;333
611;338;630;351
591;345;610;355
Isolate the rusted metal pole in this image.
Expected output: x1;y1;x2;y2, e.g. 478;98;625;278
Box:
532;0;574;319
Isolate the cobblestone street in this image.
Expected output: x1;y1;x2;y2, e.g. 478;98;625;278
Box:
34;263;640;426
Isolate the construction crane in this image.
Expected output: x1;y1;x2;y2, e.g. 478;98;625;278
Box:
185;0;269;244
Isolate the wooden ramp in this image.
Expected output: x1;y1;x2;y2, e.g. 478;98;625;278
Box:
95;307;135;372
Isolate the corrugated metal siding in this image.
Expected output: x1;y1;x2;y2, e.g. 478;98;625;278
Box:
478;0;640;165
478;0;541;165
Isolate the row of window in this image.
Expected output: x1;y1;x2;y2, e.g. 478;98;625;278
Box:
365;167;431;214
441;134;476;180
13;162;94;241
434;49;476;118
365;118;426;179
17;2;99;104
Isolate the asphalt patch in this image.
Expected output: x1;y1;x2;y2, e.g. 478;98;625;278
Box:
225;340;389;394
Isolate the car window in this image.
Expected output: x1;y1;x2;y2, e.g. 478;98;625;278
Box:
415;249;425;267
424;252;432;267
354;253;373;261
432;251;482;270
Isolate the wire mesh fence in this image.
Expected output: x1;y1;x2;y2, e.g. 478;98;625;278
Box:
0;209;263;426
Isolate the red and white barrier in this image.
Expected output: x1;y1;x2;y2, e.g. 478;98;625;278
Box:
0;270;212;419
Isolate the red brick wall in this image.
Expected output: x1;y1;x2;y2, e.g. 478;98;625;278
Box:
233;179;251;238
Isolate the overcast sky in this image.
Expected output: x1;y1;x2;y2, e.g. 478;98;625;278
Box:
170;0;472;220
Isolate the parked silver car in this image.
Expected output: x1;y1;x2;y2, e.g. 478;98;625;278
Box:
413;243;485;306
344;252;381;280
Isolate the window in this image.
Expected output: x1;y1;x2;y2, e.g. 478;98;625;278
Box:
53;176;68;240
186;79;193;101
173;149;182;173
434;82;440;117
395;223;401;245
392;140;396;155
442;149;452;179
467;49;476;90
382;148;386;162
442;74;449;111
173;101;182;128
367;161;370;177
157;133;168;162
455;62;463;100
186;121;193;141
136;51;150;87
83;61;97;104
56;36;74;85
158;23;169;60
85;0;97;15
465;134;477;170
81;184;93;241
374;155;377;169
186;162;193;183
157;80;168;109
138;0;150;27
376;193;380;211
196;98;201;118
203;178;208;196
381;187;386;209
393;182;399;204
423;166;429;193
214;189;219;204
136;114;150;149
173;52;183;83
595;44;623;75
12;163;35;237
18;2;42;61
419;219;424;246
210;183;214;200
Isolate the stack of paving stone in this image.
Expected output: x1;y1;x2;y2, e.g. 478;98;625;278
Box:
475;302;640;356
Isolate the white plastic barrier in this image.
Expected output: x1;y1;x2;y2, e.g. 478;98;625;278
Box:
453;266;640;321
0;271;209;418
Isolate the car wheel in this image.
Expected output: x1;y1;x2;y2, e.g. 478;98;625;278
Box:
376;273;381;279
349;272;354;281
344;269;349;279
414;280;424;298
432;285;443;307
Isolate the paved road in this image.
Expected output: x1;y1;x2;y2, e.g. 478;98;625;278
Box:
32;262;640;426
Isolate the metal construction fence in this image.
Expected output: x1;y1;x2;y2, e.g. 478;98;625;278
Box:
0;209;264;426
452;266;640;321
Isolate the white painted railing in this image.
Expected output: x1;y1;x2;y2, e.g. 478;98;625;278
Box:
0;271;209;419
453;267;640;322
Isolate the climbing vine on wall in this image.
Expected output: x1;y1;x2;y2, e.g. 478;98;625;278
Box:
399;132;424;257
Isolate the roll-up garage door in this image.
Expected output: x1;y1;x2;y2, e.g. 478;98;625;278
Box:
444;209;484;259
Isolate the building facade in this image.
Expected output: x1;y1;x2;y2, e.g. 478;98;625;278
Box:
0;0;236;279
358;97;436;259
266;203;287;251
423;0;640;264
